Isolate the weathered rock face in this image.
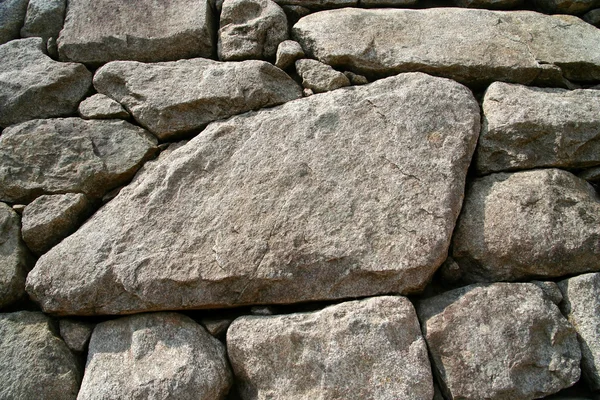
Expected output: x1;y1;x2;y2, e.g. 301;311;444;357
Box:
452;169;600;282
295;58;350;93
534;0;600;14
0;118;158;204
292;8;600;86
26;72;480;315
275;40;305;70
0;38;92;128
78;94;129;120
477;82;600;174
59;318;94;353
228;296;433;400
78;313;232;400
93;59;302;141
0;0;29;45
0;311;80;400
20;0;66;43
417;283;581;400
0;203;31;309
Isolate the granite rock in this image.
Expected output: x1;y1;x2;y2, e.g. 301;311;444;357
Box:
20;0;66;45
78;93;129;120
275;40;305;70
59;318;94;352
295;58;350;93
0;0;29;44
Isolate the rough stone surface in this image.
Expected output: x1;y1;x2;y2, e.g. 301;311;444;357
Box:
295;58;350;93
0;311;80;400
344;71;368;85
477;82;600;174
0;118;158;204
0;38;92;127
20;0;66;43
417;283;581;400
534;0;600;14
93;59;302;141
201;317;235;338
0;203;31;309
452;169;600;283
59;319;94;352
219;0;288;61
584;8;600;26
78;313;232;400
78;93;129;120
57;0;214;65
454;0;523;8
228;296;433;400
559;273;600;391
275;40;305;70
281;5;311;25
26;72;480;315
22;193;92;255
292;8;600;86
0;0;29;44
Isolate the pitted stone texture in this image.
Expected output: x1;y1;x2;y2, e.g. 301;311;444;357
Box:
275;40;305;69
59;319;94;353
534;0;600;14
0;118;158;204
228;296;433;400
0;311;80;400
0;0;29;44
26;72;479;315
452;169;600;283
57;0;214;65
93;59;302;141
295;58;350;93
417;283;581;400
78;313;232;400
0;38;92;128
477;82;600;175
22;193;92;255
584;8;600;26
293;8;600;86
78;94;129;120
219;0;288;61
20;0;66;43
0;203;31;309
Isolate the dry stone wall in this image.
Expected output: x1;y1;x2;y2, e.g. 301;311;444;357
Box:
0;0;599;398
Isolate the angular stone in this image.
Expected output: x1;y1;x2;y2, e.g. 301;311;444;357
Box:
0;0;29;45
219;0;288;61
59;319;94;353
201;317;235;338
77;313;232;400
452;169;600;282
584;8;600;26
26;72;480;315
534;0;600;14
477;82;600;175
344;71;368;85
417;283;581;400
292;8;600;86
93;59;302;141
228;296;433;400
0;118;158;204
78;93;129;120
275;40;305;70
22;193;92;255
20;0;66;43
0;311;80;400
0;38;92;127
295;58;350;93
57;0;214;65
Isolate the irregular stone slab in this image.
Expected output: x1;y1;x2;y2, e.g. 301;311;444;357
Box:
534;0;600;14
219;0;288;61
228;296;433;400
94;59;302;141
417;283;581;400
295;58;350;93
22;193;92;255
0;0;29;44
559;273;600;391
78;313;232;400
21;0;66;43
477;82;600;175
0;38;92;127
275;40;305;70
292;8;600;86
59;318;94;353
452;169;600;283
78;93;129;120
57;0;214;65
584;8;600;26
0;118;158;204
0;311;80;400
26;72;480;315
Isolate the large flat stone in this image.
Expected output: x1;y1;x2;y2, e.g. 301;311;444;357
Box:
227;296;433;399
292;8;600;86
93;59;302;141
25;72;480;315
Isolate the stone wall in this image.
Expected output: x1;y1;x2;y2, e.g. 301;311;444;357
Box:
1;0;600;398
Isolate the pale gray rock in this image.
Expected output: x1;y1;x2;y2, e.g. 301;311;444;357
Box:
584;8;600;26
344;71;368;85
25;72;480;315
58;0;214;65
292;8;600;86
303;87;314;96
452;169;600;282
78;93;129;120
534;0;600;14
78;313;232;400
93;59;302;141
0;203;31;308
275;40;305;70
532;281;563;305
228;296;433;400
417;283;581;400
0;311;80;400
295;58;350;93
477;82;600;175
0;0;29;44
11;204;25;214
59;319;94;352
0;118;158;204
454;0;523;8
20;0;66;44
22;193;92;255
0;38;92;127
219;0;288;61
